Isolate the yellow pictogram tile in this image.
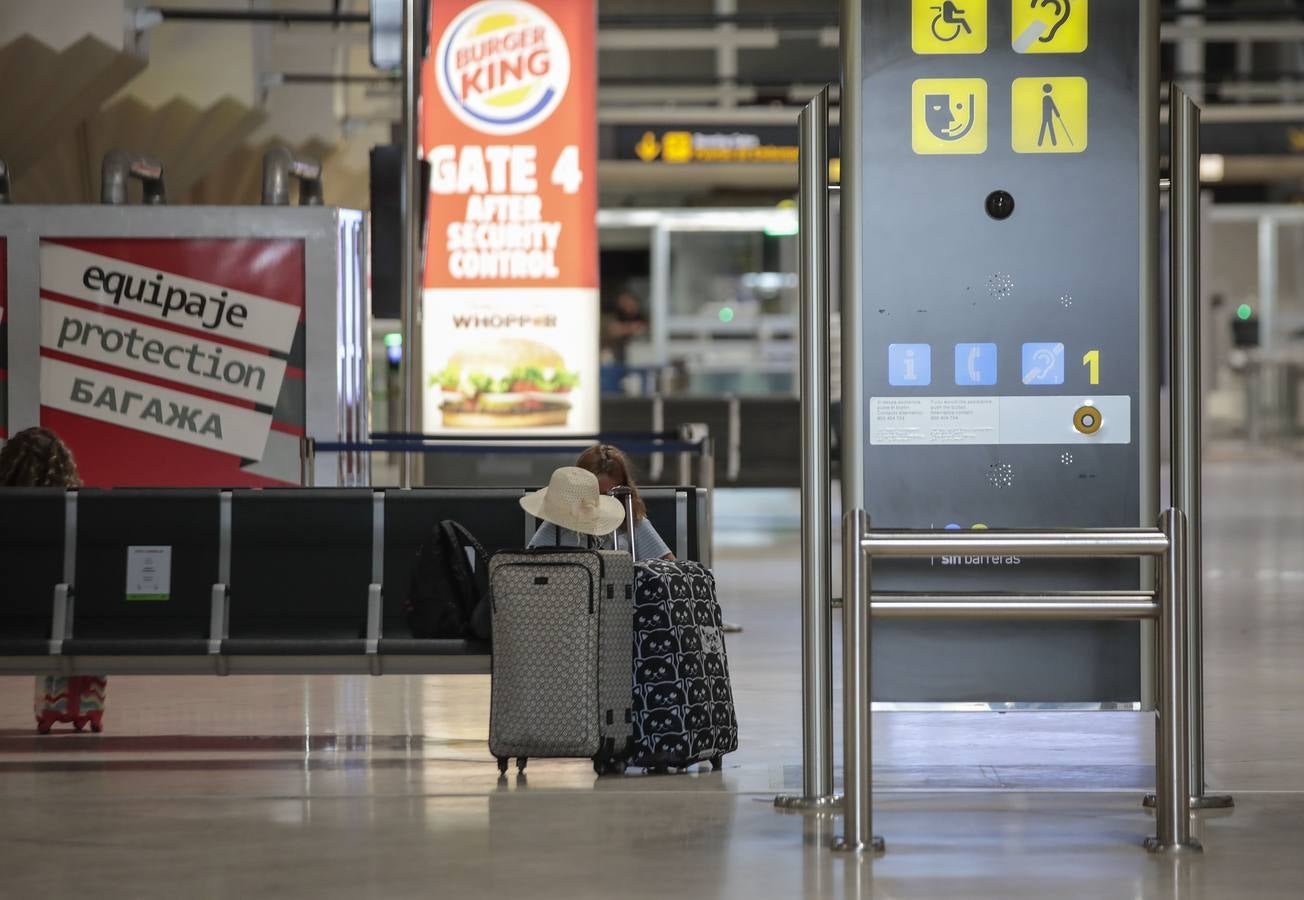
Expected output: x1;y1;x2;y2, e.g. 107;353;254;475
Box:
912;79;988;155
1012;0;1087;54
662;131;693;164
913;0;987;55
1011;76;1087;154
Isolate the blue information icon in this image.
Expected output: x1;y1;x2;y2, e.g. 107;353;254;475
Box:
1022;342;1066;385
889;344;931;386
954;343;998;386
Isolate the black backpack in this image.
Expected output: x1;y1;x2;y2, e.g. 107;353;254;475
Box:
406;520;491;640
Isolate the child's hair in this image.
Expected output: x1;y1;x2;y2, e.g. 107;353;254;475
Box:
0;427;82;488
0;425;82;487
575;443;647;522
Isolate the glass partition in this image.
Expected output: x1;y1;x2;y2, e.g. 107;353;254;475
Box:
598;208;800;397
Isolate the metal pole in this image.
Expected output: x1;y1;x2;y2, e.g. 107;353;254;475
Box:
698;436;717;567
1140;0;1161;715
777;86;835;812
305;438;317;489
1170;83;1233;810
832;509;884;853
1147;508;1202;853
399;0;422;489
838;0;865;516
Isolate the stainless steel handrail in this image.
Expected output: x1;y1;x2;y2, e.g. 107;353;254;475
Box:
870;592;1159;620
862;531;1170;557
1167;83;1234;812
776;85;837;813
834;510;1203;855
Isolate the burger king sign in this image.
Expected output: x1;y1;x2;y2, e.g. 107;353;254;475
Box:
422;0;598;435
436;1;571;137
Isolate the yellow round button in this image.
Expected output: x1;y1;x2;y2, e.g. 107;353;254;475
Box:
1074;405;1102;435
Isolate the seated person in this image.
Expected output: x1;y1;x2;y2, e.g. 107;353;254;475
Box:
524;445;674;560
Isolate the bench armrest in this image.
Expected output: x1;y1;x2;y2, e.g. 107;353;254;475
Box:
49;584;73;655
208;583;229;655
366;584;382;654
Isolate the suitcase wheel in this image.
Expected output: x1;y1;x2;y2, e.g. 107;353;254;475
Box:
710;754;724;772
593;758;627;777
516;757;528;773
496;757;509;775
647;765;670;776
35;716;53;735
74;720;86;733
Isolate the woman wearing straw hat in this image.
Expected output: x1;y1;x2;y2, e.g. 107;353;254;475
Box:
523;465;674;560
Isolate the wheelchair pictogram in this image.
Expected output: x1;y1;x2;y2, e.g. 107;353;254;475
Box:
912;0;986;54
931;2;973;42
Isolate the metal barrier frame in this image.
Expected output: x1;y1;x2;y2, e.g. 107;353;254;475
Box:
834;509;1201;855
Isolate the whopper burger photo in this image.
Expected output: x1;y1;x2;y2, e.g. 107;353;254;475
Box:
433;338;579;429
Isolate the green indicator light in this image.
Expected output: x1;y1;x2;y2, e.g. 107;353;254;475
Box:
719;307;735;323
1236;304;1253;321
384;332;403;347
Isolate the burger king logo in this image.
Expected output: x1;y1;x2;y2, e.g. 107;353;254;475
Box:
436;1;571;137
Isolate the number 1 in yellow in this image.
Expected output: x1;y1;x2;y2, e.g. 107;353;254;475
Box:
1082;349;1100;385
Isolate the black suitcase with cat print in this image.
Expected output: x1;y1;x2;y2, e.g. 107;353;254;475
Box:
629;558;738;773
488;548;635;776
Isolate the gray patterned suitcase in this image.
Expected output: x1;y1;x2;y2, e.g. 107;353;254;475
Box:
488;547;634;775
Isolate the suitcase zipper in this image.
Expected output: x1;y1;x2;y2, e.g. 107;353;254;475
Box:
493;546;606;581
497;561;596;614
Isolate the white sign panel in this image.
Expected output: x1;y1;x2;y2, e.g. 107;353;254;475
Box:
870;395;1132;445
126;545;172;601
41;299;287;408
41;357;274;460
40;243;300;354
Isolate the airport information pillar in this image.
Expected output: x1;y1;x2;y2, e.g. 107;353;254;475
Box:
849;1;1158;702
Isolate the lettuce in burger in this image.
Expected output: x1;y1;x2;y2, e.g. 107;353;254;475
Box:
433;338;578;429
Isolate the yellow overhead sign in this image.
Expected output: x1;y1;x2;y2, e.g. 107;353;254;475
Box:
629;130;799;164
1012;0;1087;54
912;0;987;55
1011;76;1088;153
912;79;988;155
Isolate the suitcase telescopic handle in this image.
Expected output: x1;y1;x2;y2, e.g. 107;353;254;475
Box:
609;486;637;559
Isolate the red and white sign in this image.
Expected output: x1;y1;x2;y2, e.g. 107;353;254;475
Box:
36;238;305;486
422;0;598;434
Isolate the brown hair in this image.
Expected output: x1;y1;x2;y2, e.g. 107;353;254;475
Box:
575;443;646;522
0;427;82;488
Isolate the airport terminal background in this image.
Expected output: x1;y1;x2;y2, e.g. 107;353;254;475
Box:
4;1;1304;897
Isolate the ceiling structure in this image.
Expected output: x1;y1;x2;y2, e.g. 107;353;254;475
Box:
4;0;1304;207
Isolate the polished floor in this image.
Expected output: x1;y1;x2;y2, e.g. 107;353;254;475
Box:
3;449;1304;898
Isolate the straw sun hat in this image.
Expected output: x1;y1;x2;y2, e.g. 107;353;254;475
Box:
520;467;625;537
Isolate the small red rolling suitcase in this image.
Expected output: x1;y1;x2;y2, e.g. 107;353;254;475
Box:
35;676;107;734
